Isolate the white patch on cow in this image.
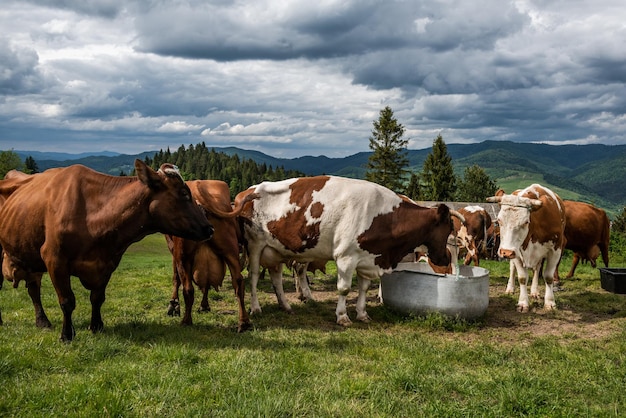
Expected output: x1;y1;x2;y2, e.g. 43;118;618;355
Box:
497;204;531;255
464;205;484;213
251;178;300;226
527;184;561;209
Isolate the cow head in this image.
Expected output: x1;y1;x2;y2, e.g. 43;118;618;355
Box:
487;190;542;259
135;159;214;241
423;204;462;268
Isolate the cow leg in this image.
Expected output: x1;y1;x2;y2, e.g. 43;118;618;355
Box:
269;265;293;314
88;283;107;333
180;267;195;326
48;268;76;342
530;264;541;299
26;274;52;328
565;253;580;279
505;260;516;294
335;259;355;326
512;259;531;313
223;254;251;333
167;261;181;317
295;263;314;302
542;254;559;311
198;287;210;312
355;275;372;323
249;267;262;315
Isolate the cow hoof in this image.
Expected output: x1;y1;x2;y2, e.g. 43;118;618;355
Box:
516;304;529;313
505;288;515;295
337;315;352;327
89;323;104;334
357;314;372;323
544;303;557;311
197;306;211;313
167;299;180;316
36;318;53;328
237;321;253;333
60;326;76;342
530;293;540;300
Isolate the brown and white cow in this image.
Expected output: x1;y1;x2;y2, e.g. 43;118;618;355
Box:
0;160;214;341
454;206;492;267
236;175;460;326
561;200;610;279
487;184;566;312
165;180;257;332
505;200;611;294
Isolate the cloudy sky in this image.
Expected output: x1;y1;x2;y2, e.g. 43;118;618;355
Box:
1;0;625;158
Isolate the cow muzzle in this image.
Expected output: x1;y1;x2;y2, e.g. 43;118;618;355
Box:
499;248;516;259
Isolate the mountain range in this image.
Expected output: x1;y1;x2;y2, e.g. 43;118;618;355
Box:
15;140;626;216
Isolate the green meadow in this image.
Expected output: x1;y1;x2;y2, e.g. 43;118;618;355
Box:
0;233;625;417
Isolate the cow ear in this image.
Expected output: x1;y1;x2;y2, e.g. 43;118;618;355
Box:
134;159;164;190
495;189;505;197
436;203;451;222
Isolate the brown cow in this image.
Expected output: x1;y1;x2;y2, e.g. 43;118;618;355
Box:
0;160;214;341
0;171;39;325
506;200;611;293
165;180;257;332
561;200;610;279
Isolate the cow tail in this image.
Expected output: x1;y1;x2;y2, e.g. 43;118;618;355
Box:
207;192;259;219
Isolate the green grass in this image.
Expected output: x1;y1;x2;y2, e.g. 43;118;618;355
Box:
1;233;625;417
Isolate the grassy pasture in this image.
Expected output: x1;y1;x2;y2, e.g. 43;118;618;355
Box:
1;233;625;417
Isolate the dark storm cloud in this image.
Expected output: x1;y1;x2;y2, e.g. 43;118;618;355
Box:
0;42;46;95
133;0;526;62
23;0;122;18
1;0;625;157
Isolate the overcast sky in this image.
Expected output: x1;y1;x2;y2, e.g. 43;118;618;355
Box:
1;0;625;158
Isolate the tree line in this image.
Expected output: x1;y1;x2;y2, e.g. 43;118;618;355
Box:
144;143;304;199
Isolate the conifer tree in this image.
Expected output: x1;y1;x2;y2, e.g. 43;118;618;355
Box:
404;173;422;200
421;134;457;201
24;156;39;173
456;164;498;202
365;106;409;192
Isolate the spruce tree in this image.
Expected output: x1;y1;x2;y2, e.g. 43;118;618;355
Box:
421;134;457;201
456;164;498;202
365;106;409;192
24;156;39;174
404;173;422;200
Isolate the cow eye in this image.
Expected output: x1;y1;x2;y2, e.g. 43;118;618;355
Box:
181;189;192;201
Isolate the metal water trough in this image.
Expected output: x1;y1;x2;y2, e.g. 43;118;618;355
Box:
380;262;490;319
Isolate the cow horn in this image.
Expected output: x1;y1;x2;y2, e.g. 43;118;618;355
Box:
450;209;465;223
486;196;502;203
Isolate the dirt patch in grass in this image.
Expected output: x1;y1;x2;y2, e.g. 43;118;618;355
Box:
260;271;626;345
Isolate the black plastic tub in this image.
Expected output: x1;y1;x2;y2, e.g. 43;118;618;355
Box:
599;268;626;294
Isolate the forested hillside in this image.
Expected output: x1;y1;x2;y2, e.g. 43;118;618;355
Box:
17;140;626;212
146;143;304;199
